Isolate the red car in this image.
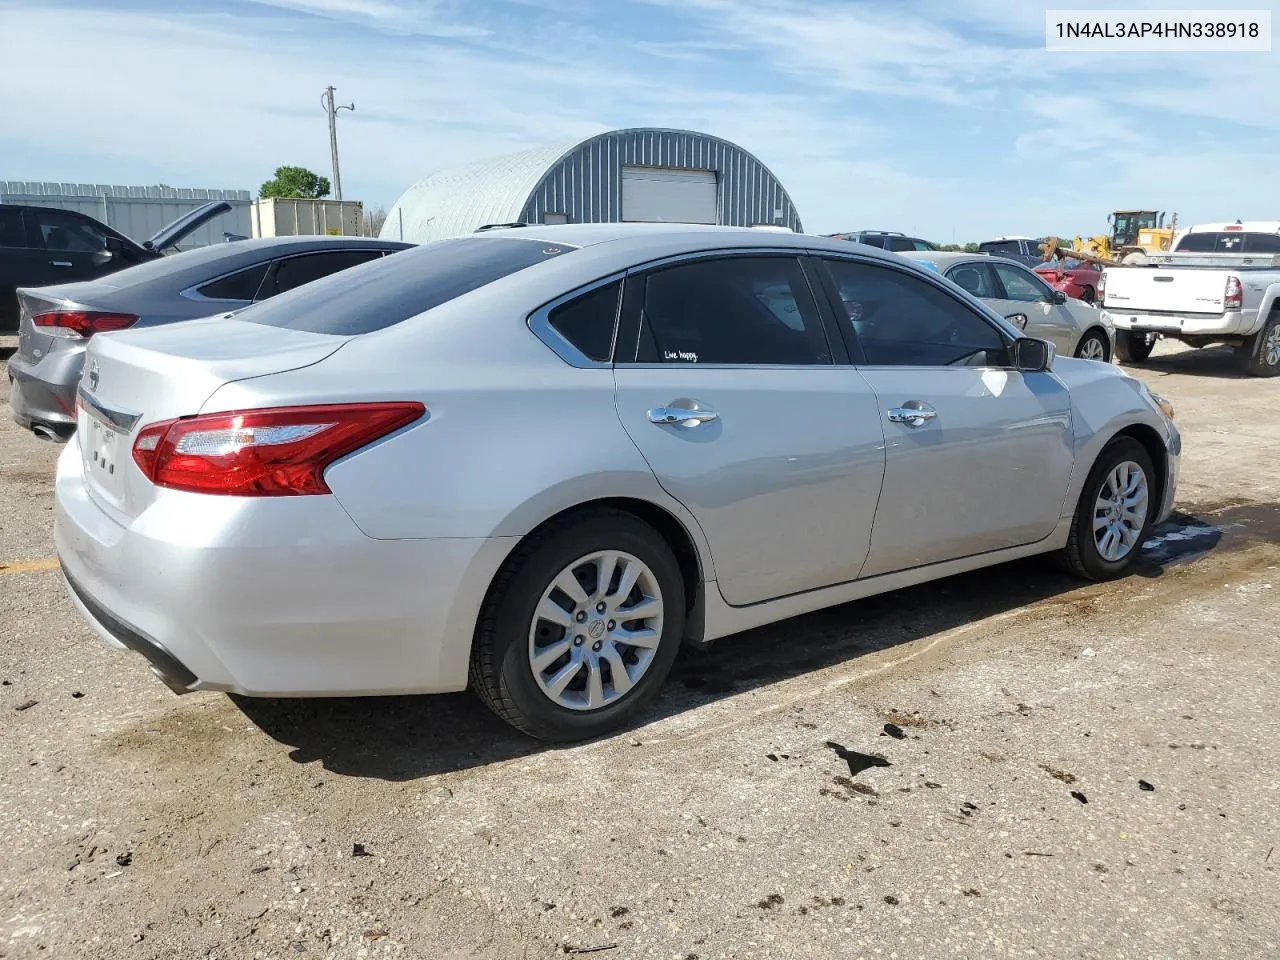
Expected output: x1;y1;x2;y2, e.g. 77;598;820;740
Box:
1034;258;1102;304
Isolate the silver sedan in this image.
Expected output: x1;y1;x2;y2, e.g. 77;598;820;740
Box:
902;250;1115;362
55;224;1179;742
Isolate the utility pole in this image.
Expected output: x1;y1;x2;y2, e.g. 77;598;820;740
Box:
321;85;355;201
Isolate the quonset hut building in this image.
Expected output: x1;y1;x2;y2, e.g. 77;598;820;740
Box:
381;128;803;243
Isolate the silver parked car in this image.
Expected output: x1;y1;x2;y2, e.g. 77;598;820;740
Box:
902;251;1115;362
55;224;1179;742
7;236;412;440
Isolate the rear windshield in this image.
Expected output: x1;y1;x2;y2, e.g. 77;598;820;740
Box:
244;236;575;335
1174;231;1280;254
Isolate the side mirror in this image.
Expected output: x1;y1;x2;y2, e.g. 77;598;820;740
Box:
104;236;125;257
1013;337;1054;372
1004;312;1029;330
1051;290;1068;305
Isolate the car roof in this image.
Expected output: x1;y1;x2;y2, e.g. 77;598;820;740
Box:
979;236;1035;243
901;250;1034;270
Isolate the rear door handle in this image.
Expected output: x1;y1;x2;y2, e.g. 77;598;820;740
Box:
887;403;937;427
50;260;73;268
648;404;719;428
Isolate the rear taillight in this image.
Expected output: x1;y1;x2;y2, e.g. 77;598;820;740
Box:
32;311;138;337
1224;275;1243;310
1097;270;1106;301
132;402;426;496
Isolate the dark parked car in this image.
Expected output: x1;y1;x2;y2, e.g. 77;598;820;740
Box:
0;201;233;332
976;237;1049;267
7;236;412;439
826;230;940;252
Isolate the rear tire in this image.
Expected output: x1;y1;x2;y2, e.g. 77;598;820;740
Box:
1114;330;1156;364
469;509;686;742
1062;437;1155;581
1241;311;1280;377
1074;329;1110;362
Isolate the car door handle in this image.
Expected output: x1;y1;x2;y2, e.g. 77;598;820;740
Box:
648;405;719;427
49;260;73;267
887;403;937;427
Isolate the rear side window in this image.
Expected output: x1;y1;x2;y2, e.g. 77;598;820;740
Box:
264;249;388;298
246;237;573;335
0;207;25;248
547;281;620;362
885;237;915;252
980;241;1021;255
634;256;831;366
196;262;269;301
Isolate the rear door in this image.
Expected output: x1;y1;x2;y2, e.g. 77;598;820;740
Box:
817;256;1073;576
611;253;887;606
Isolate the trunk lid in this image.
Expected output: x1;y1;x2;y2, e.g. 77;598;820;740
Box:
144;200;233;253
1102;266;1232;315
75;318;351;524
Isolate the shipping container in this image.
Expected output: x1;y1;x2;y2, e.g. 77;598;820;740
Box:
251;198;365;238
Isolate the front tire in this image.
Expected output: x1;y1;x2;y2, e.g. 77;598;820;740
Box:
1114;330;1156;364
1074;329;1110;362
470;509;686;742
1241;311;1280;377
1062;437;1155;581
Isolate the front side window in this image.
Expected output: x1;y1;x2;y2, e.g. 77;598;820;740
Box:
34;210;108;252
636;256;830;365
823;259;1007;367
992;262;1051;303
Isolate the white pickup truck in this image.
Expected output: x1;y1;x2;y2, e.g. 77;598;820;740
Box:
1100;222;1280;377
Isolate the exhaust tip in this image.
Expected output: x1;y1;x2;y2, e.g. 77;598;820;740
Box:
31;424;71;443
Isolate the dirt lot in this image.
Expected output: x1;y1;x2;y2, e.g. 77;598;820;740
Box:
1;337;1277;960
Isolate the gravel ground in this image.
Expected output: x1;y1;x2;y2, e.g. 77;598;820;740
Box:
1;336;1277;959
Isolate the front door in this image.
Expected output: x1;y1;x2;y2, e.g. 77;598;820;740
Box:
28;208;120;285
611;254;887;606
818;256;1075;577
988;260;1079;355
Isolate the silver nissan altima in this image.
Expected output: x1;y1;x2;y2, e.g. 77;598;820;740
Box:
55;224;1180;742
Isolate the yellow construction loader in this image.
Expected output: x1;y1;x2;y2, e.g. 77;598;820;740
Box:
1067;210;1178;264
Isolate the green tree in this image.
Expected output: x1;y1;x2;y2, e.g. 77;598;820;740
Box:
259;166;331;200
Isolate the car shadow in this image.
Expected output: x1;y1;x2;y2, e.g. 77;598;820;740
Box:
1122;344;1252;380
233;509;1239;782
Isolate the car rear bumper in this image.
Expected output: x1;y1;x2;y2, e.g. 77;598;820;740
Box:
6;345;83;437
1102;308;1254;337
53;437;517;697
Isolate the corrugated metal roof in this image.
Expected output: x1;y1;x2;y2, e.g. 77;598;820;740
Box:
382;141;580;244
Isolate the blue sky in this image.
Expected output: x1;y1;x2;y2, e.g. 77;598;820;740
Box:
1;0;1276;240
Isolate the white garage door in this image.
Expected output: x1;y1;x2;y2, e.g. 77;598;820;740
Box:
621;167;718;224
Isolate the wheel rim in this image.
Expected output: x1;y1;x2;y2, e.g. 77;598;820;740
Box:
1093;460;1149;562
1265;323;1280;367
528;550;664;712
1079;336;1107;361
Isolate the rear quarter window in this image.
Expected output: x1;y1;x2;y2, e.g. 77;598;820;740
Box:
244;237;574;335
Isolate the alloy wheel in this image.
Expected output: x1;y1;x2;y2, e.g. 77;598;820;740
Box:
1093;460;1149;562
1078;336;1107;361
1265;323;1280;367
528;550;665;711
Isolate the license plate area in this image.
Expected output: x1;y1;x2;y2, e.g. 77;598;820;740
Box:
79;404;127;500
